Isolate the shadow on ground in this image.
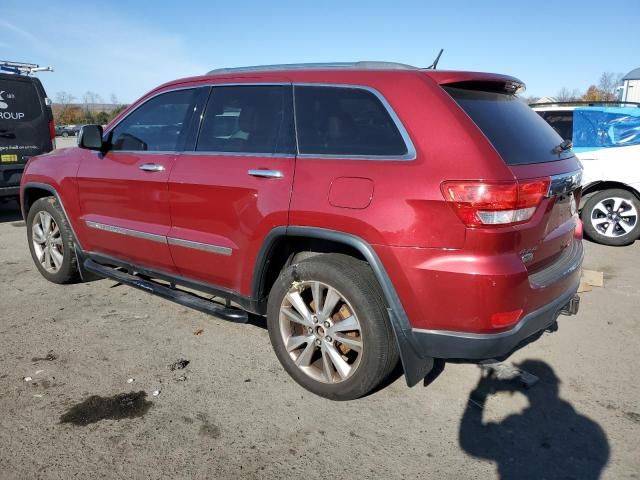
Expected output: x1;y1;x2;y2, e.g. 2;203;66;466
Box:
0;199;22;224
458;359;609;480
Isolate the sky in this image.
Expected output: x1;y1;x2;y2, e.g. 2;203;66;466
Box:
2;0;638;104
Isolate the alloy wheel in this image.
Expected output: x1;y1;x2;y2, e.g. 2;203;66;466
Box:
279;281;363;384
590;197;638;238
31;211;64;273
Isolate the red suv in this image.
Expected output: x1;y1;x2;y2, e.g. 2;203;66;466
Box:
20;62;583;400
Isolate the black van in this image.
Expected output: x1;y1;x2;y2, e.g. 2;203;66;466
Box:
0;73;55;199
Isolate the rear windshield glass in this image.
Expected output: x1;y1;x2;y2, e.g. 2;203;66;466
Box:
0;78;44;123
444;86;572;165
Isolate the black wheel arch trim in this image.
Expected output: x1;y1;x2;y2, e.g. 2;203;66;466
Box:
252;226;434;386
21;182;83;248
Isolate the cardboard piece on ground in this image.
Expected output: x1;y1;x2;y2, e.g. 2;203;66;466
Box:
582;269;604;288
578;282;593;293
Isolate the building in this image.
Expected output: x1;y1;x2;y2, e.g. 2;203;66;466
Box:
619;67;640;102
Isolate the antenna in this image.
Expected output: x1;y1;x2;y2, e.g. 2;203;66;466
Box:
0;60;54;75
426;49;444;70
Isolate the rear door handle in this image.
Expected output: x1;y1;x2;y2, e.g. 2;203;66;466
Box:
139;163;166;172
248;169;283;178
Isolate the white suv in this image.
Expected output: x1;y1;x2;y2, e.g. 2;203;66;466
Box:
533;102;640;246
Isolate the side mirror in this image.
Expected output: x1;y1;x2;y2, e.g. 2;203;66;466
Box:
78;124;104;150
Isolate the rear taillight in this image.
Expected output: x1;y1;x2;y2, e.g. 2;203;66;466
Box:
48;119;56;149
441;178;550;227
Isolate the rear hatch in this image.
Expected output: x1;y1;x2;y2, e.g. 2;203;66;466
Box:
0;73;54;187
442;82;582;274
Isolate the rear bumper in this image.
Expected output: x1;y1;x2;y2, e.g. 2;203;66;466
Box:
411;282;580;359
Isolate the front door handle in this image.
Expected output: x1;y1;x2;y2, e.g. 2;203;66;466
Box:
248;169;283;178
139;163;166;172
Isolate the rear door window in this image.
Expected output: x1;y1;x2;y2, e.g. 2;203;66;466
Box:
444;86;573;165
196;85;294;154
110;88;199;152
0;77;44;123
294;86;408;157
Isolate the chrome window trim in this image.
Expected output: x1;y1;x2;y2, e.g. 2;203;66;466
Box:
182;151;295;158
106;81;416;161
167;237;232;256
85;220;232;256
86;220;167;244
293;83;417;161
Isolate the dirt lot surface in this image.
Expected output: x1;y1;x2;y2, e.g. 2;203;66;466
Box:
1;171;639;478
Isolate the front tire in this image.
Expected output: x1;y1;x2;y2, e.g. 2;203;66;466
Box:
27;197;80;284
581;189;640;246
267;254;398;400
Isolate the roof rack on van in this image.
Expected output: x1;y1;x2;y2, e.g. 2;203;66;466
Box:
206;61;419;75
530;100;640;108
0;60;53;76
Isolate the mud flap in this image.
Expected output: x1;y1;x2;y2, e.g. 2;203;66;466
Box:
387;308;434;387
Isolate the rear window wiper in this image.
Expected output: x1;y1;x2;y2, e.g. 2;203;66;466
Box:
552;139;572;154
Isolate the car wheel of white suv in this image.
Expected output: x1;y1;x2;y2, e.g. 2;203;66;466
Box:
582;189;640;246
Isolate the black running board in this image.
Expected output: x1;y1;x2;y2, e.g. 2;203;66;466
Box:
84;258;248;323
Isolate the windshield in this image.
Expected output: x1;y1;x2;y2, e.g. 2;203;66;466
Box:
444;86;573;165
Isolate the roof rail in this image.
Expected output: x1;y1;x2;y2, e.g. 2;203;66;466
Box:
0;60;53;75
530;100;640;108
206;61;419;75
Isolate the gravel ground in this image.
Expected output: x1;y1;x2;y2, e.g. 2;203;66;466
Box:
0;165;639;478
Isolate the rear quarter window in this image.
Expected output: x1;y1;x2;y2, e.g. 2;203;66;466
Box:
444;86;572;165
294;86;409;157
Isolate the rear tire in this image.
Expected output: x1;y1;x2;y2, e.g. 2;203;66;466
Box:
27;197;80;284
581;189;640;246
267;253;398;400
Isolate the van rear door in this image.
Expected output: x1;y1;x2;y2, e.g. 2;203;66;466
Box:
0;74;54;192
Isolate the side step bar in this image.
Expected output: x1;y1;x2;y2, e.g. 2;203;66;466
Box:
84;259;248;323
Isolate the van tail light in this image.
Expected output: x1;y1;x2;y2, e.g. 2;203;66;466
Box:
441;178;550;227
48;119;56;150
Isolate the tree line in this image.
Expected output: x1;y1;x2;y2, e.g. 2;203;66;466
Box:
52;91;128;126
523;72;624;104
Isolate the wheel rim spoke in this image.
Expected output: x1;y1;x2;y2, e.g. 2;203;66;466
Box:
295;341;316;367
311;281;323;314
605;222;616;236
612;198;622;212
32;224;46;243
50;248;63;269
321;287;341;319
321;345;334;382
286;291;313;325
286;335;312;352
329;315;359;334
44;246;52;269
324;343;351;379
281;305;311;328
618;220;633;233
333;333;363;351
